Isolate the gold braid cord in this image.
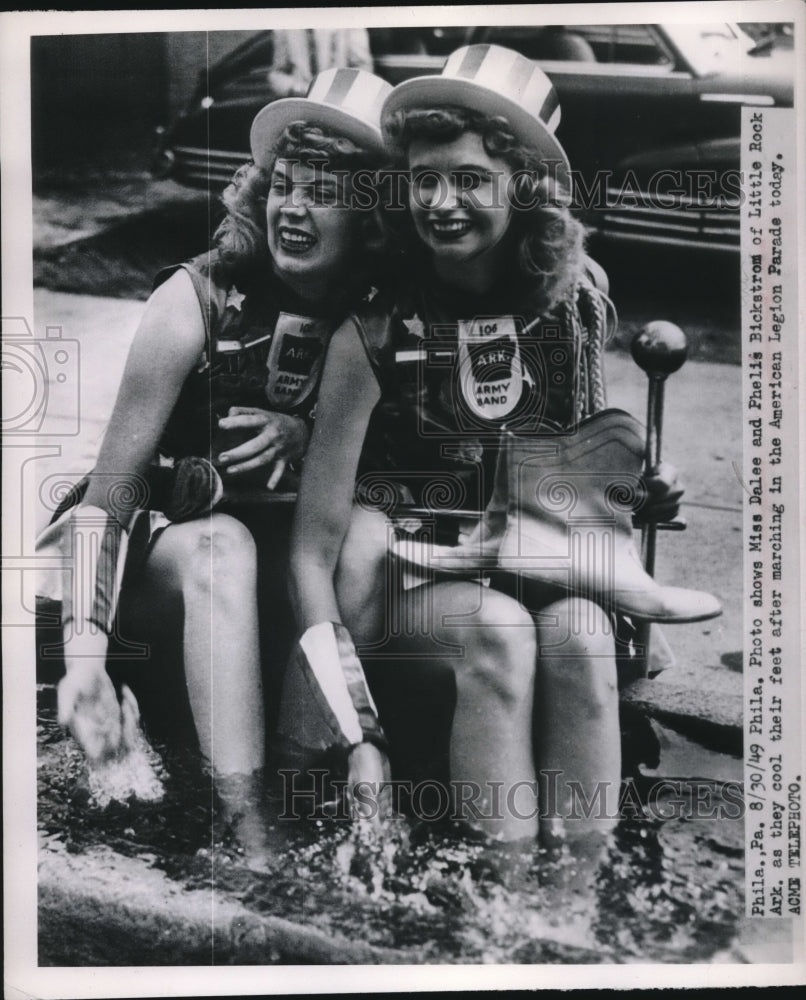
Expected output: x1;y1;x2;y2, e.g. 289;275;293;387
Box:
565;278;612;420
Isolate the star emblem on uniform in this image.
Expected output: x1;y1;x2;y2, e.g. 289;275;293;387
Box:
403;313;425;339
226;287;246;311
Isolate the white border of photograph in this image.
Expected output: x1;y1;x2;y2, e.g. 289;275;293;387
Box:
3;3;805;996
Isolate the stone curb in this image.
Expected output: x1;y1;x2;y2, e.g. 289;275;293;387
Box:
620;677;743;756
38;843;618;965
38;846;411;966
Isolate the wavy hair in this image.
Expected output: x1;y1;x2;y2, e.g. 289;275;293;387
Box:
384;106;586;316
214;121;386;281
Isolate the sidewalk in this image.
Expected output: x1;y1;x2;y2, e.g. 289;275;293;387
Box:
605;348;743;752
31;285;744;752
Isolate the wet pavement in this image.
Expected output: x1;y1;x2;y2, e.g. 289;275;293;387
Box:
38;682;775;966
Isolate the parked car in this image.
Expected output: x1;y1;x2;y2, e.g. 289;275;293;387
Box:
152;23;794;255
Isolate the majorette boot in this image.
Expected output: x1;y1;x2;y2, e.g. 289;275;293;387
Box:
393;410;722;624
492;409;721;623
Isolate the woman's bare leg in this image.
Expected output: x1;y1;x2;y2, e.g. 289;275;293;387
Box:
533;597;621;842
336;512;545;839
120;513;272;861
123;513;264;775
364;579;539;842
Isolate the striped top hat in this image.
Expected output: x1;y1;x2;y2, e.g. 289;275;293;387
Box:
251;68;393;168
382;44;571;190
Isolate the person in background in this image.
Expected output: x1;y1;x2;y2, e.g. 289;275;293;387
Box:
268;28;373;98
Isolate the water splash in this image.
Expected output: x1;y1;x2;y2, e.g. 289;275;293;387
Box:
86;737;165;809
37;687;748;964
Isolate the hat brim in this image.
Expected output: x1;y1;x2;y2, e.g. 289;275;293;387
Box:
382;76;571;192
250;98;385;169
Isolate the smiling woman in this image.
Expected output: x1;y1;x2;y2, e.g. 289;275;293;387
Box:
41;67;393;868
385;100;582;316
408;133;516;285
287;44;720;849
267;156;361;298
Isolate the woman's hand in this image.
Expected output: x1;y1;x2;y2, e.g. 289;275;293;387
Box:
347;741;391;825
637;461;685;524
58;633;124;764
216;407;310;489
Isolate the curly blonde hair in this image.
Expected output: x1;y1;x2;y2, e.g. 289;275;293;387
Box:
384;106;586;316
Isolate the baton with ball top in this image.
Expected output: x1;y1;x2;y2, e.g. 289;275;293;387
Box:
629;321;689;676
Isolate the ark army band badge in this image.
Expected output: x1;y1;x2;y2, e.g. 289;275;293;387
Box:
457;316;526;422
264;312;330;408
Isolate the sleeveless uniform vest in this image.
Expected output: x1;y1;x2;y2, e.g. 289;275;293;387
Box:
349;279;582;513
154;251;332;461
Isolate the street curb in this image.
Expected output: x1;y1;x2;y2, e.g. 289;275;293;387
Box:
38;844;614;965
38;845;411;965
620;678;743;756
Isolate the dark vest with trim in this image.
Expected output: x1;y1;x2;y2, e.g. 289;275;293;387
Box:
350;278;582;512
154;251;334;460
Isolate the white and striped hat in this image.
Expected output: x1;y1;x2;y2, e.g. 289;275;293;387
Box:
251;67;393;167
382;44;571;189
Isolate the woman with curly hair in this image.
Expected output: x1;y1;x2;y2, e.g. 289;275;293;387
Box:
288;46;691;845
51;68;392;862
